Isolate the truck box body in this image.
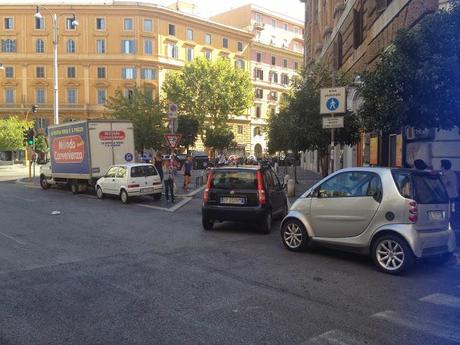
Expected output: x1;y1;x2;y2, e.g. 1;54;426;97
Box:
49;120;135;180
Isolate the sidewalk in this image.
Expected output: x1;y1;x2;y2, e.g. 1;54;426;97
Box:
277;166;321;203
0;164;31;182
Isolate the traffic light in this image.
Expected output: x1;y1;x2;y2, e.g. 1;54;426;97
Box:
26;128;35;146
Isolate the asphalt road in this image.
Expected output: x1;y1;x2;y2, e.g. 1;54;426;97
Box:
0;181;459;345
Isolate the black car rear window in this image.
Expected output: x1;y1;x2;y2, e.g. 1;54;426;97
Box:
211;171;257;190
392;171;449;204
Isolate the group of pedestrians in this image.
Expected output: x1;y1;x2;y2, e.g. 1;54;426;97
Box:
153;153;193;203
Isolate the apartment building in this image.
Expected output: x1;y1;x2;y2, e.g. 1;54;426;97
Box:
0;1;254;152
212;4;304;157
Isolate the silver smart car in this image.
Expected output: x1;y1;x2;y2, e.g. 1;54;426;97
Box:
280;167;456;274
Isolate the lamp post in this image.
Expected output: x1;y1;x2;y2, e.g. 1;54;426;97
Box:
34;7;78;125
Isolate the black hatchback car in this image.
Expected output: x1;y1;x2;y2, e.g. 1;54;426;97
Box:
202;165;288;233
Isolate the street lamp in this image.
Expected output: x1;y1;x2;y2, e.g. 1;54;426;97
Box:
0;63;4;70
34;6;79;125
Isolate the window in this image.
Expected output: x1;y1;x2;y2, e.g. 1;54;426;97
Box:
237;125;243;134
66;18;77;30
35;17;44;30
4;17;13;30
256;105;261;118
293;43;301;52
353;9;364;49
97;67;106;79
67;66;76;78
35;39;45;53
144;39;153;55
256;52;262;62
254;127;262;136
96;17;105;30
294;26;300;35
271;56;276;65
5;66;13;78
186;47;194;62
392;171;449;204
255;88;263;99
124;18;133;30
36;88;45;104
270;35;276;45
294;61;299;70
122;67;136;79
317;172;382;198
237;41;243;52
283;59;288;68
121;40;135;54
271;72;278;83
97;89;106;105
271;19;276;28
281;74;289;85
96;39;105;54
67;88;77;104
67;39;76;53
255;68;263;80
270;91;278;101
168;24;176;36
210;171;257;190
168;43;179;58
5;88;14;104
222;37;228;49
36;66;45;78
255;13;263;24
186;28;193;40
143;19;152;32
1;39;16;53
144;87;153;100
282;39;288;48
35;118;48;129
141;68;156;80
235;59;245;69
204;50;211;60
204;34;212;45
284;23;288;31
117;167;128;178
105;167;118;178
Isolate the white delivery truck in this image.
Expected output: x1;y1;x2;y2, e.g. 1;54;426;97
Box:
40;120;135;193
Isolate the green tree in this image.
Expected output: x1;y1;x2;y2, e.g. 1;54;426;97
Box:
162;57;253;142
0;116;33;151
203;126;235;153
106;88;166;152
177;115;199;152
359;2;460;132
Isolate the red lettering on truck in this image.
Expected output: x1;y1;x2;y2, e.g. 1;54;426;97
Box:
99;130;126;141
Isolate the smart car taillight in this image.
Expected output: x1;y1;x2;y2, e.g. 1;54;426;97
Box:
257;171;266;206
408;200;418;223
203;171;213;204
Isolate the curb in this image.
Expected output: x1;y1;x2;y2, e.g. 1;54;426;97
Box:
16;178;38;186
176;185;205;198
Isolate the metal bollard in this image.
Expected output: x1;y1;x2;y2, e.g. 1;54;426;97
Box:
287;179;295;197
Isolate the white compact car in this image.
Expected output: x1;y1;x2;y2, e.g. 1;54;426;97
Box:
96;163;162;203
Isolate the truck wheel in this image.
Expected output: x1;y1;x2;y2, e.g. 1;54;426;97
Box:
96;186;104;199
120;189;129;204
40;175;50;190
70;182;79;194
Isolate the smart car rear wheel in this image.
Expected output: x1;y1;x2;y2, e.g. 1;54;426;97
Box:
372;234;414;274
281;219;309;252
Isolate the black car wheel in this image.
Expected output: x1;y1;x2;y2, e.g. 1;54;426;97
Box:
260;211;272;234
202;216;214;230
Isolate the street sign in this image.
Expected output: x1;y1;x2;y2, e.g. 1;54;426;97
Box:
322;116;344;129
320;87;346;114
168;117;178;133
168;103;178;118
164;133;182;149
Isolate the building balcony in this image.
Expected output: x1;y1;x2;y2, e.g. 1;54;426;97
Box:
253;22;265;31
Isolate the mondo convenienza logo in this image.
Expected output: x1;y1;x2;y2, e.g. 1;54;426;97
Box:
52;135;85;164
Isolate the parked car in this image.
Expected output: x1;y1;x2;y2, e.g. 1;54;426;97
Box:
96;163;162;203
280;168;456;274
202;165;288;233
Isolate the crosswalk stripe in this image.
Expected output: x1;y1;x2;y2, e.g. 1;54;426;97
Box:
302;330;368;345
420;293;460;309
372;310;460;343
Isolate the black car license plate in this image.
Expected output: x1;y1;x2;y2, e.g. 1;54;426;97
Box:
220;197;245;205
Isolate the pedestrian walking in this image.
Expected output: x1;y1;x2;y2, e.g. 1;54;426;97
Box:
154;152;163;181
183;155;193;193
441;159;458;217
163;159;175;203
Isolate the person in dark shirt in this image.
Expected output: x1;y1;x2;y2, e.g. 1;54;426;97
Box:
183;156;192;193
154;152;163;181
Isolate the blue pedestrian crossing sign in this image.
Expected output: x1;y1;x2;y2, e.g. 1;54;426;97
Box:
320;87;346;114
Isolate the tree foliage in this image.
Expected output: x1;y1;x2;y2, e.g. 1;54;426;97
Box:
34;133;48;154
0;116;33;151
359;2;460;132
177;115;199;151
267;64;360;156
203;126;235;152
106;88;166;152
162;57;253;141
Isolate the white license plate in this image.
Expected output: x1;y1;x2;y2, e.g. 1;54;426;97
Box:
141;187;154;193
220;197;245;205
428;211;444;221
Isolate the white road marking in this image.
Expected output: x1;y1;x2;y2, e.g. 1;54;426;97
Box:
372;310;460;343
136;197;192;212
420;293;460;309
0;231;26;245
303;329;367;345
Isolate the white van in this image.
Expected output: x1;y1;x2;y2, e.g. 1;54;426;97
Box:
96;163;162;203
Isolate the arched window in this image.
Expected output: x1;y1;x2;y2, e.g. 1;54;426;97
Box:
36;39;45;53
66;39;76;53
